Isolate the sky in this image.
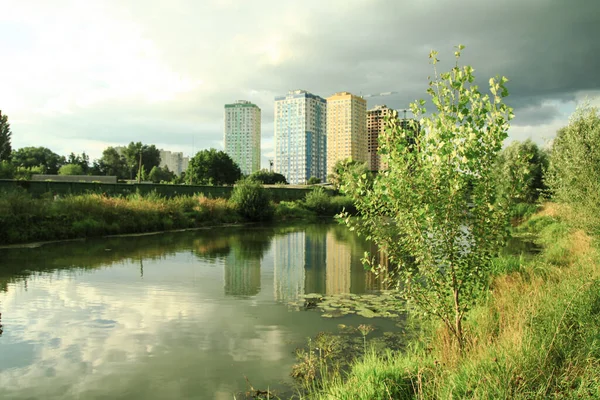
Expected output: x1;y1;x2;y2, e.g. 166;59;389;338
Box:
1;0;599;168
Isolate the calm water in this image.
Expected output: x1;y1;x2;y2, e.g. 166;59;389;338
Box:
0;223;393;399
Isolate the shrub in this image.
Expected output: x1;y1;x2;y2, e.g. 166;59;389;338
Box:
304;187;332;215
229;178;274;221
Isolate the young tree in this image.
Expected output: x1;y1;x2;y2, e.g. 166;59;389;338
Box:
186;149;242;185
0;110;12;162
341;46;520;350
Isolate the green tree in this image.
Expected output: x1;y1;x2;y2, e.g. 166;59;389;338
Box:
11;146;65;174
0;110;12;162
0;161;14;179
307;176;321;185
148;165;177;183
122;142;161;180
58;164;84;175
341;46;519;350
66;152;90;174
248;170;288;185
186;148;242;185
327;158;371;191
92;147;128;179
496;139;548;203
546;102;600;231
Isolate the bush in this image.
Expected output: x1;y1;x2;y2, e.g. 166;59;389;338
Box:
229;178;274;221
274;201;316;221
304;187;332;215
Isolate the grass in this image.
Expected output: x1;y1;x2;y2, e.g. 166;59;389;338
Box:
0;188;358;245
0;189;241;244
307;203;600;399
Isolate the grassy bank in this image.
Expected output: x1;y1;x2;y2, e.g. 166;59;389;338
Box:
306;204;600;399
0;187;355;245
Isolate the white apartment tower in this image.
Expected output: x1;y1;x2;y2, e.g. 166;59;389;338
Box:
274;90;327;184
224;100;261;176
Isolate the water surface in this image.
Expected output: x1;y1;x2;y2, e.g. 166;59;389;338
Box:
0;223;392;399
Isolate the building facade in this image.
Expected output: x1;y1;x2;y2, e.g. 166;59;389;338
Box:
366;105;396;172
326;92;367;176
159;150;189;176
224;100;261;176
274;90;327;185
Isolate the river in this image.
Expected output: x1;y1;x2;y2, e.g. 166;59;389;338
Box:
0;223;395;399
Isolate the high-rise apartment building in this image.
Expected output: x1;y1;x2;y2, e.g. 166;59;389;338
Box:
274;90;327;184
224;100;261;176
326;92;367;176
366;105;396;172
159;150;189;176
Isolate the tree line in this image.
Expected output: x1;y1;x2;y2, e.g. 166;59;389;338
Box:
0;115;288;185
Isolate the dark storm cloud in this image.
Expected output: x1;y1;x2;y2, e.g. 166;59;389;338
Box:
250;0;599;123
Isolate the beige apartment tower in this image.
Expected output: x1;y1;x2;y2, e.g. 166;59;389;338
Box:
326;92;367;177
366;105;396;172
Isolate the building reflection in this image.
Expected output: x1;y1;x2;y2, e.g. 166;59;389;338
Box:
272;226;393;301
224;254;261;297
325;231;351;294
274;231;306;301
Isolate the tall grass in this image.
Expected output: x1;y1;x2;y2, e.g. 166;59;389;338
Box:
0;189;240;244
0;188;359;244
309;204;600;399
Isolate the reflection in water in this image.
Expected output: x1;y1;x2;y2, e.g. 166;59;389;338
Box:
224;255;261;296
274;231;306;301
0;223;393;400
325;231;352;294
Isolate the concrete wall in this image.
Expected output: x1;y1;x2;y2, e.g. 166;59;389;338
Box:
32;175;117;183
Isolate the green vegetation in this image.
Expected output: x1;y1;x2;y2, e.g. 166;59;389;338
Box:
11;146;65;175
327;158;371;190
58;164;84;176
186;148;241;185
0;186;355;245
0;110;12;162
229;178;274;222
306;207;600;399
546;102;600;233
496;139;548;204
297;51;600;400
249;170;288;185
341;45;519;349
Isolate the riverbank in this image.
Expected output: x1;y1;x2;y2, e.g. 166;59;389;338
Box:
0;188;355;245
303;203;600;399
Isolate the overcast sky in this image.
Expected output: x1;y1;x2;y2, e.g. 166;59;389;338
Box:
1;0;599;168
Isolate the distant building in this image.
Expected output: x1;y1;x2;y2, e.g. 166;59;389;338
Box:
326;92;367;176
274;90;327;185
367;105;396;171
159;150;189;176
224;100;261;176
